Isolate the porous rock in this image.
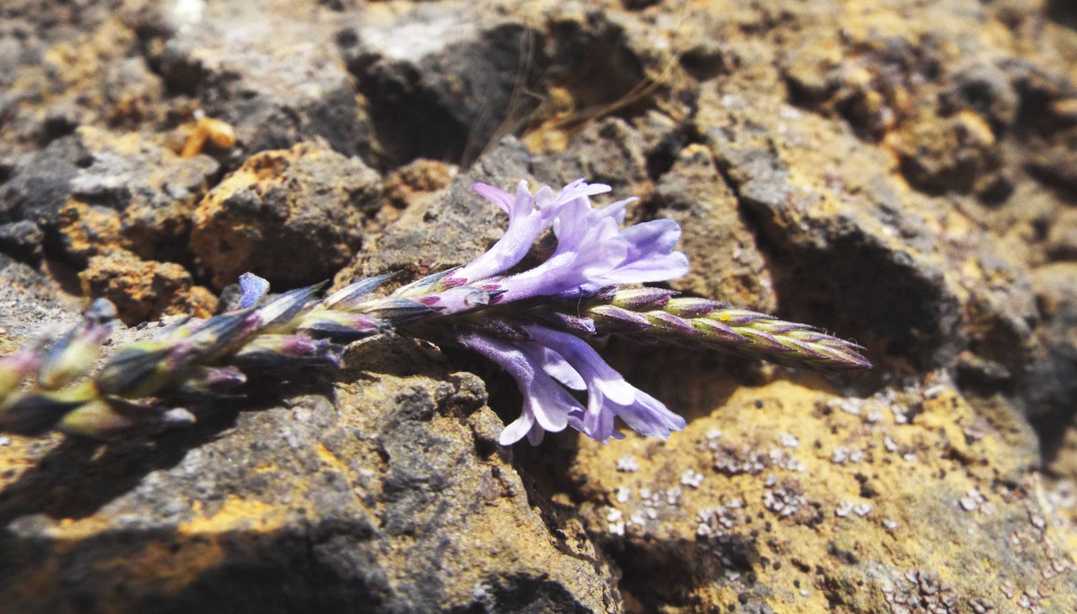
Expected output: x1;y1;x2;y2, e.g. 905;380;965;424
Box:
137;0;376;161
78;248;217;325
569;374;1076;612
1;127;219;265
0;324;620;613
191;142;381;289
652;144;776;312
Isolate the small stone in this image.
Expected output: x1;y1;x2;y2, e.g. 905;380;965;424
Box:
191;143;381;289
832;447;849;464
960;497;979;512
924;384;947;399
680;469;704;489
616;455;640;473
666;487;683;504
838;399;861;416
779;432;800;448
884;436;900;452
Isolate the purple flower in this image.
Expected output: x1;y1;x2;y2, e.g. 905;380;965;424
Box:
457;331;583;445
415;179;688;316
458;324;686;445
452;179;613;285
490;186;690;303
523;324;686;442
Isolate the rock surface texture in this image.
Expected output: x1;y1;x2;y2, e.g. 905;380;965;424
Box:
1;0;1076;613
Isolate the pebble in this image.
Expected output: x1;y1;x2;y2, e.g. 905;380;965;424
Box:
884;436;899;452
680;469;704;489
616;455;639;473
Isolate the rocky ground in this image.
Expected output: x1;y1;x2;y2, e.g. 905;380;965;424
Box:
0;0;1075;612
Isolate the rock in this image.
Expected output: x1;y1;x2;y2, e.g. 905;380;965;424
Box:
1022;263;1077;429
0;253;80;352
62;127;220;263
568;375;1075;612
0;135;88;232
652;144;776;312
190;142;380;290
78;249;217;325
0;1;1076;613
696;85;965;371
341;2;542;167
0;8;157;149
940;61;1020;134
0;337;620;613
1047;209;1077;261
138;0;376;161
1;127;219;265
1026;125;1077;195
531;117;651;197
0;221;44;263
376;158;458;229
337;136;529;285
892;110;1001;197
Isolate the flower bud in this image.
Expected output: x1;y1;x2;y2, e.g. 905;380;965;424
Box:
233;334;343;369
608;287;675;310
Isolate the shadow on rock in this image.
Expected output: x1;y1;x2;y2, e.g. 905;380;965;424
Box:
0;375;338;526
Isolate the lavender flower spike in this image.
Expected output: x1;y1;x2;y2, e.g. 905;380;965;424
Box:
0;177;870;444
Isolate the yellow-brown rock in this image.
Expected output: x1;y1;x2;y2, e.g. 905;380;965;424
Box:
78;249;216;325
567;372;1076;611
191;143;381;289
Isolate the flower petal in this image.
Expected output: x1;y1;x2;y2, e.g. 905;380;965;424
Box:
237;273;270;309
472;182;515;215
499;411;535;445
594;251;690;286
534;346;586;390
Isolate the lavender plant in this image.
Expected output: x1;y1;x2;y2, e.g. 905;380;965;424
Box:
0;179;870;445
